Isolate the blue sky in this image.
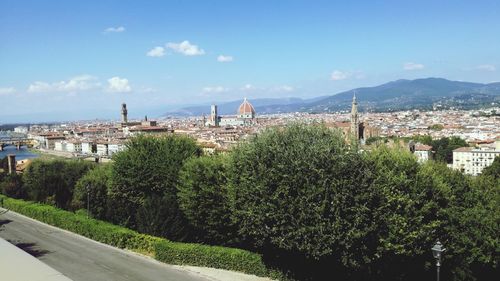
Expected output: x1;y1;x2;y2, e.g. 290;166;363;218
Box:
1;0;499;122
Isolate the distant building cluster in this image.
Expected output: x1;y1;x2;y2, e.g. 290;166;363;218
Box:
13;96;498;175
206;98;257;127
453;142;500;176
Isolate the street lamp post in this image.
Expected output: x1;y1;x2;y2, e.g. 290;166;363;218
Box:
431;241;446;281
85;184;90;218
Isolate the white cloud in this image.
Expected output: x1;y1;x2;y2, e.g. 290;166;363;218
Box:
166;40;205;56
0;87;16;95
476;64;496;71
330;70;350;81
107;77;131;93
104;26;125;33
217;55;233;62
202;86;230;94
403;62;425;70
271;85;294;92
147;46;165;57
241;84;255;91
27;75;100;93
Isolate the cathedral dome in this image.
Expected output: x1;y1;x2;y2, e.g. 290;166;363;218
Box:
237;98;256;116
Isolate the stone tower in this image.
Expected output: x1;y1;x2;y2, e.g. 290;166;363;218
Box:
210;104;219;127
121;103;128;123
350;93;359;140
7;154;16;174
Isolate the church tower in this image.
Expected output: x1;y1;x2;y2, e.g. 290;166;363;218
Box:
350;93;359;140
121;103;128;123
210;104;219;127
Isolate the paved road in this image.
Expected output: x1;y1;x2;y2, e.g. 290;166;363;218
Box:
0;210;209;281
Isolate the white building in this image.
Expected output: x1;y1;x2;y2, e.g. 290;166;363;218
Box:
81;142;94;154
96;143;108;156
453;145;500;176
414;144;433;163
108;142;125;156
54;141;67;152
14;126;29;133
66;141;82;153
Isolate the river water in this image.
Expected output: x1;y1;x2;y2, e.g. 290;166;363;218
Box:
0;145;39;161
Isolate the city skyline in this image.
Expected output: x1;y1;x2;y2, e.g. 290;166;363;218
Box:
1;0;500;122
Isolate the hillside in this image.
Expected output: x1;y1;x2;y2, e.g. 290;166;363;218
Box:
166;78;500;116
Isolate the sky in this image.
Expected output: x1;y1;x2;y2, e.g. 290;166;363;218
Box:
1;0;500;122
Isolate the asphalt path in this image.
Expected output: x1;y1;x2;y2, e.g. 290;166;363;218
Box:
0;210;209;281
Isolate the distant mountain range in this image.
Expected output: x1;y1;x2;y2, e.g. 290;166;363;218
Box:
165;78;500;116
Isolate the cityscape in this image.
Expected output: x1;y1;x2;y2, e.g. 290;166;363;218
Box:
0;1;499;281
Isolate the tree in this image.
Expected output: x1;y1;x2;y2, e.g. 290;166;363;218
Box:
72;164;112;220
432;136;468;163
177;155;235;245
481;156;500;179
228;124;379;279
108;134;200;238
23;159;95;209
0;173;26;199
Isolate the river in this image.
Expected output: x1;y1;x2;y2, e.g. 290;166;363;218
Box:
0;145;39;161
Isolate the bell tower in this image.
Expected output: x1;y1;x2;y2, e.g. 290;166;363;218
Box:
121;103;128;123
350;93;359;140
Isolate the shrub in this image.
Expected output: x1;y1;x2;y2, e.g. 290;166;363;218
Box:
178;155;235;245
0;195;282;279
109;134;200;235
72;164;112;220
0;173;26;199
228;124;374;262
155;240;268;276
23;159;95;209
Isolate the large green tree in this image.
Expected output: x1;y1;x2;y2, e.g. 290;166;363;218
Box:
432;136;468;163
23;159;95;209
178;155;235;245
228;124;379;278
72;164;112;220
108;134;200;238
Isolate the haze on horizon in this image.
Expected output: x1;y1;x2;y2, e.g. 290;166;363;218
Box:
1;0;499;123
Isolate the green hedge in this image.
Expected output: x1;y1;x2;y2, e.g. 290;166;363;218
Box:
0;195;281;279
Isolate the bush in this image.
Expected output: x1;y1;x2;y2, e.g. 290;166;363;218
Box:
228;124;375;272
23;159;96;209
72;164;112;220
0;195;282;279
109;134;200;235
155;240;268;276
0;173;26;199
178;155;235;245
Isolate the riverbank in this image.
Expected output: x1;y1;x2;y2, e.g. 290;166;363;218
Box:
28;148;72;160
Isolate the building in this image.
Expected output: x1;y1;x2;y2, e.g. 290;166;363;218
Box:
14;126;29;133
81;141;95;154
121;103;128;123
414;143;433;163
350;94;360;140
207;98;257;127
96;142;108;156
66;141;82;153
108;141;126;156
45;136;65;150
453;144;500;176
54;141;67;152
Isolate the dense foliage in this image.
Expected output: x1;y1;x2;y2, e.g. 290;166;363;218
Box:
178;155;234;245
1;130;497;281
0;195;278;279
108;134;200;239
72;164;112;220
431;136;469;163
22;159;95;208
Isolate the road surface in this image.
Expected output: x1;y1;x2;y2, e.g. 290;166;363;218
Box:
0;210;209;281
